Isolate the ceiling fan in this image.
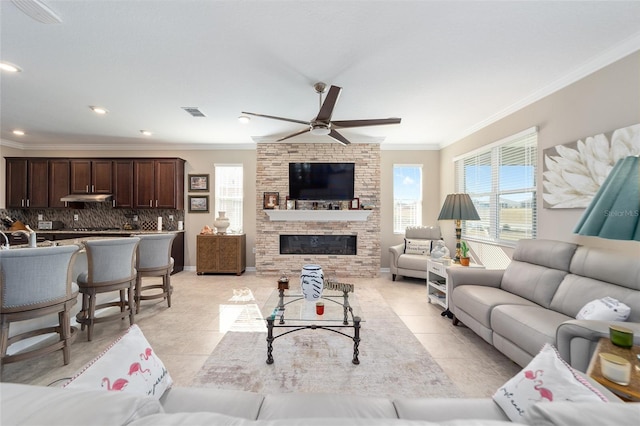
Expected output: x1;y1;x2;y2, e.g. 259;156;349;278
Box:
241;82;401;145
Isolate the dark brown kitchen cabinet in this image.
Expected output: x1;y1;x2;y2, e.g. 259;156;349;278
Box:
49;159;70;208
133;158;184;209
112;160;134;208
5;158;48;208
70;160;112;194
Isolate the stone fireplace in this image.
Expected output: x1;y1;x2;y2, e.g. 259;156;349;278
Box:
255;143;380;278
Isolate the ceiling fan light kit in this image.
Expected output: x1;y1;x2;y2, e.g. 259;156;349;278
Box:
242;82;401;145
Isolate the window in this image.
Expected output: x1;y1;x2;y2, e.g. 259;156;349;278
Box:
393;165;423;233
455;127;537;245
214;164;243;233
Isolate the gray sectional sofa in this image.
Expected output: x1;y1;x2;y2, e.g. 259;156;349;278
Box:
448;239;640;372
2;381;639;425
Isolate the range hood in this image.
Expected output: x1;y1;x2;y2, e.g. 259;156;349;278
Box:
60;194;113;202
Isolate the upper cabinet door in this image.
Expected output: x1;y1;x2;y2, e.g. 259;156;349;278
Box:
70;160;112;193
92;160;113;194
6;158;28;208
27;159;49;208
133;159;156;208
49;160;70;208
113;160;134;208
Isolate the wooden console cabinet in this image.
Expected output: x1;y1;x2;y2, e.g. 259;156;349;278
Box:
197;234;246;275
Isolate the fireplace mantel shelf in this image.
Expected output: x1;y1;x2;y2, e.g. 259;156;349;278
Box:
265;210;372;222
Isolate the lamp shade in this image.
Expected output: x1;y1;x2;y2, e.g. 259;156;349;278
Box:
437;193;481;221
573;156;639;241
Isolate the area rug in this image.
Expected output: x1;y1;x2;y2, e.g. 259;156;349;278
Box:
191;289;461;399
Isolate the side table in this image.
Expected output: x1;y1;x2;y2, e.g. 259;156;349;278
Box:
586;337;640;401
426;258;484;317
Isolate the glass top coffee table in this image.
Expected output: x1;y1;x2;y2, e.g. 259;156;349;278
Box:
260;282;363;365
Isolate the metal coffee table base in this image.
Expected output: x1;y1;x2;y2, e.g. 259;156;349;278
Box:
265;315;361;365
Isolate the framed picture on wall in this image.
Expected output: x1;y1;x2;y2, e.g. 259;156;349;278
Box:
188;174;209;192
349;198;360;210
188;195;209;213
263;192;279;209
286;196;296;210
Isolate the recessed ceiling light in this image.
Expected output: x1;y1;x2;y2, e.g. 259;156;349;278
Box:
0;62;21;73
90;106;108;114
140;130;153;136
12;129;25;136
238;115;250;124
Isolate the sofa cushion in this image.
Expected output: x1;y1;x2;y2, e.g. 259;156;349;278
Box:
523;402;640;426
257;393;398;419
404;238;433;255
550;274;640;321
570;246;640;291
160;387;264;419
398;253;431;270
500;261;569;308
491;305;572;357
453;286;537;329
0;382;163;426
493;344;608;422
393;398;509;422
63;324;172;399
510;239;577;271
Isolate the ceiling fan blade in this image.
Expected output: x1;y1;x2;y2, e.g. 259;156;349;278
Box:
331;118;402;128
242;111;310;126
276;128;311;142
328;129;351;146
315;85;342;122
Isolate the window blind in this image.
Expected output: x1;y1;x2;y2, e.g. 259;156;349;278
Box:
455;127;538;245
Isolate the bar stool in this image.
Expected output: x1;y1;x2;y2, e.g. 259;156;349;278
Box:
134;233;176;313
75;237;140;341
1;245;80;372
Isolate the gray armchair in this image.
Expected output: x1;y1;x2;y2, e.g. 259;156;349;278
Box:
389;226;441;281
1;245;80;371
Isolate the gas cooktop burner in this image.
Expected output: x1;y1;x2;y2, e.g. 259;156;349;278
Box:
71;227;121;232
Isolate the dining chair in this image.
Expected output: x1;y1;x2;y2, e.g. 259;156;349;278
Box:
75;237;140;341
134;233;176;313
1;245;80;372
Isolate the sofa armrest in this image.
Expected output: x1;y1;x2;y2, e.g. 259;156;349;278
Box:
556;320;640;372
448;268;504;293
388;244;405;268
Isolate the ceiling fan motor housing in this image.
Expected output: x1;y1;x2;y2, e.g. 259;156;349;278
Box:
310;123;330;135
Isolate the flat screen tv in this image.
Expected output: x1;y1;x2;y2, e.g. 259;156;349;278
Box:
289;162;355;200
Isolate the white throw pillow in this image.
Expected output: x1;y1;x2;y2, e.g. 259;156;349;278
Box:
493;344;608;422
576;297;631;321
404;238;432;256
63;324;172;399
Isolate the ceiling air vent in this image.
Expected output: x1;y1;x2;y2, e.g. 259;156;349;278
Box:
181;107;206;117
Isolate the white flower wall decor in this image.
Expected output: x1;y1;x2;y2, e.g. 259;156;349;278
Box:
542;123;640;209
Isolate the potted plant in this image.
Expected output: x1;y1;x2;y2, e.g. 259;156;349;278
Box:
459;241;471;266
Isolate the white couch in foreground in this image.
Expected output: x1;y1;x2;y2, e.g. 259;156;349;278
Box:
2;382;639;426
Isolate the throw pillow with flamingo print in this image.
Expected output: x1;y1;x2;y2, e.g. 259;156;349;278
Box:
492;344;609;422
63;324;172;399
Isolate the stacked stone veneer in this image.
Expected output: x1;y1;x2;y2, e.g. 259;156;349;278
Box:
256;143;380;278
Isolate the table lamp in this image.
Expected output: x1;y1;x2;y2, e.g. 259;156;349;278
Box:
437;193;481;263
573;156;639;241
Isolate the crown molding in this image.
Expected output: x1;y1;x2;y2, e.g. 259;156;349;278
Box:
0;140;257;151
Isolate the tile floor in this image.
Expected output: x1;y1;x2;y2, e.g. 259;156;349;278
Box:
1;271;521;397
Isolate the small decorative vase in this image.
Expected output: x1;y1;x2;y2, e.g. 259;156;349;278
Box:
300;264;324;301
213;211;230;235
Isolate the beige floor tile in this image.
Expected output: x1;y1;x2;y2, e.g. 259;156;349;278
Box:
2;271;524;398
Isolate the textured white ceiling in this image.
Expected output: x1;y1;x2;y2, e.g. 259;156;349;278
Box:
2;1;640;150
